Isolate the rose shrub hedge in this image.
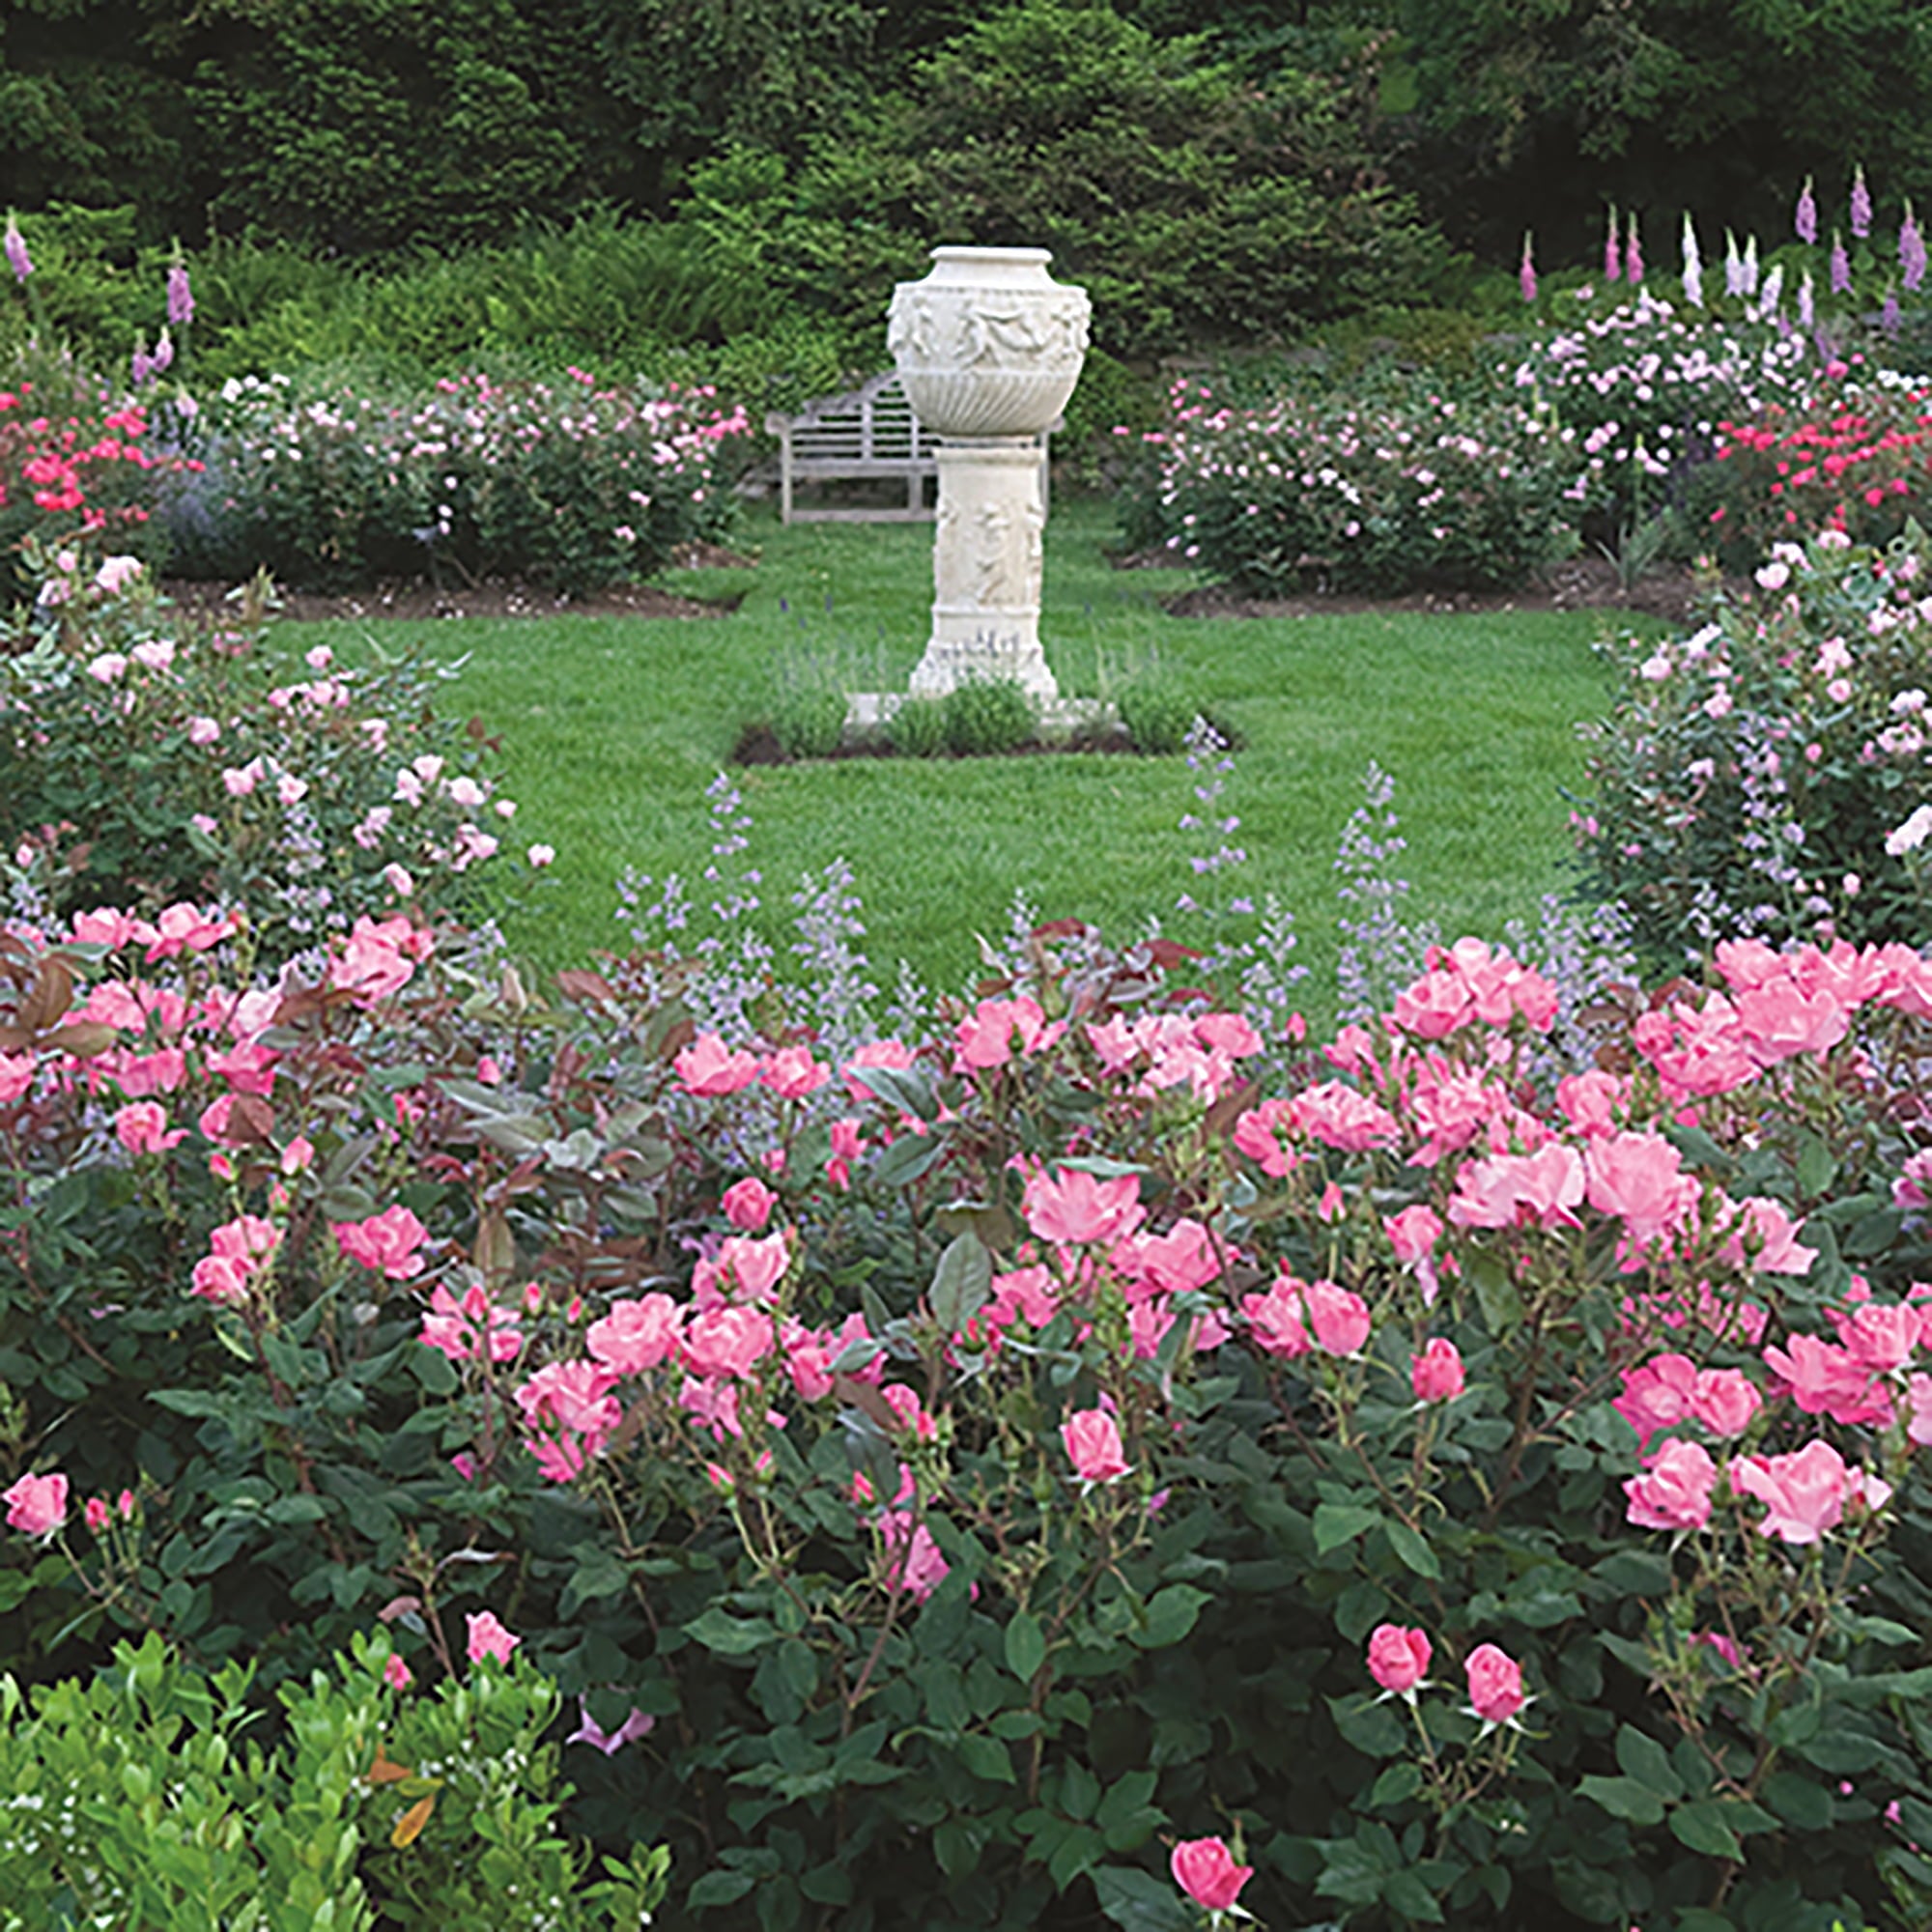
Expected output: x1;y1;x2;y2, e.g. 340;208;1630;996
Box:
1574;520;1932;971
5;866;1932;1927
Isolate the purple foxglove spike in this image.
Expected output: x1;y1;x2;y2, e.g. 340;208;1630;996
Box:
4;215;29;285
1798;270;1815;328
1605;208;1621;281
166;262;193;328
1741;236;1759;298
131;345;153;386
150;329;173;375
1796;177;1818;245
1724;230;1744;298
1520;232;1537;304
1902;203;1925;293
1681;213;1703;305
1625;213;1643;285
1884;288;1901;334
1851;164;1872;240
1831;232;1851;295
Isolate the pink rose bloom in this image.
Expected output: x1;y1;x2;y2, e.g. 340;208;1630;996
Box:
1062;1408;1131;1483
1907;1371;1932;1447
675;1032;761;1095
1624;1437;1719;1532
1839;1301;1920;1373
191;1253;253;1306
1447;1144;1585;1232
145;902;234;961
1689;1368;1761;1437
1385;1203;1444;1265
1410;1337;1465;1403
3;1470;68;1537
880;1510;950;1600
1731;1439;1855;1545
335;1204;430;1280
1241;1278;1312;1358
329;916;418;1002
953;995;1059;1071
587;1293;681;1375
1612;1352;1699;1449
0;1051;34;1104
1170;1838;1253;1914
1288;1080;1401;1152
466;1610;520;1665
419;1284;524;1365
718;1232;790;1302
758;1046;829;1099
1303;1279;1371;1355
840;1037;916;1103
1366;1622;1432;1695
721;1176;777;1231
514;1360;621;1439
683;1306;775;1380
384;1653;413;1690
114;1100;184;1154
1464;1642;1526;1725
1023;1166;1145;1247
1761;1333;1889;1428
1586;1131;1701;1247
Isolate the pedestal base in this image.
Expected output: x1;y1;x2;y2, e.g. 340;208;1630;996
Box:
844;692;1116;748
908;439;1058;700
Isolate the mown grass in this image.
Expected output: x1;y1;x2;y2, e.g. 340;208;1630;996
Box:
278;497;1657;1027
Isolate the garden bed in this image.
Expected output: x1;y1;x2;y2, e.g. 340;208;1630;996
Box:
1147;553;1735;625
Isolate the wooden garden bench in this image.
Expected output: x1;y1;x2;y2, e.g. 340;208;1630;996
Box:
764;372;1055;524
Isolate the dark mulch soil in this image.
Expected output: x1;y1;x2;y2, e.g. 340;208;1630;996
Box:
159;541;758;624
1117;548;1734;625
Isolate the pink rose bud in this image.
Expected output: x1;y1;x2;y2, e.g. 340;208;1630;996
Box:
721;1176;778;1232
384;1652;413;1690
1170;1837;1253;1914
83;1496;112;1534
1410;1337;1465;1403
1366;1622;1432;1695
1062;1408;1131;1484
1464;1642;1526;1725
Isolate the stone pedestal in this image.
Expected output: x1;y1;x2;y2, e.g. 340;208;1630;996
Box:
885;246;1090;707
909;440;1053;697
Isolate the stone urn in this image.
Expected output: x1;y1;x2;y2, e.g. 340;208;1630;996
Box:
885;247;1091;702
887;246;1091;439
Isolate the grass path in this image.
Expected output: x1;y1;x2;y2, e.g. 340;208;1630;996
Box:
282;499;1655;1026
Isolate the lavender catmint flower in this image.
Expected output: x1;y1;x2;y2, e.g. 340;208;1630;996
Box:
1334;762;1437;1023
3;215;29;285
1851;164;1873;240
1795;176;1818;245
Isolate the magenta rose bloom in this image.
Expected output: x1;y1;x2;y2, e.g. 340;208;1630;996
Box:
1170;1837;1253;1913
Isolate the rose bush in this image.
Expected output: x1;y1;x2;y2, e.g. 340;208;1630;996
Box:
1574;519;1932;969
166;364;750;594
3;877;1932;1927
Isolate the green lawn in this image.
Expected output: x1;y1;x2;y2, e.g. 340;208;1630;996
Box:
279;498;1651;1027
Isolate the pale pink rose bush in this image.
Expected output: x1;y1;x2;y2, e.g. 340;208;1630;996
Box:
8;902;1932;1926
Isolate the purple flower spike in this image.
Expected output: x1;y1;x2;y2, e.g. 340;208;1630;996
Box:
1795;176;1818;245
1831;232;1851;295
1902;203;1925;294
1625;213;1644;286
4;216;30;286
1605;208;1621;282
1519;232;1537;305
1852;164;1873;240
1884;289;1901;334
166;263;193;328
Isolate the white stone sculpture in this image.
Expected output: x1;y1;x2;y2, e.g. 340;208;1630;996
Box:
886;246;1090;702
